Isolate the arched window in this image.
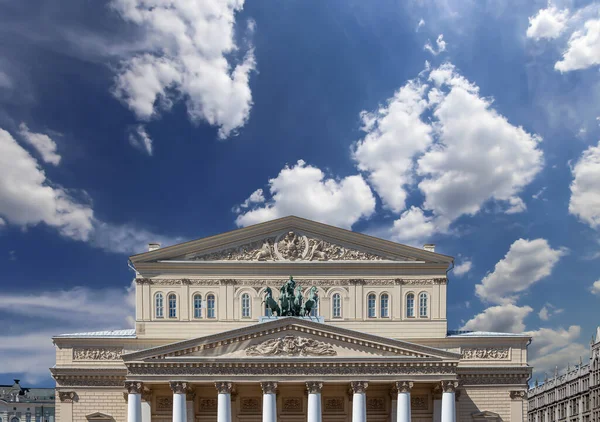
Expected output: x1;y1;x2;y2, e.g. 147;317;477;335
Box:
332;293;341;318
367;293;376;318
406;293;415;317
419;292;428;317
168;294;177;318
155;292;164;318
207;294;216;318
380;293;389;318
241;293;251;318
193;294;202;318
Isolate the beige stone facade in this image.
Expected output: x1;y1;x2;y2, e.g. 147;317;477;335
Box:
52;216;531;421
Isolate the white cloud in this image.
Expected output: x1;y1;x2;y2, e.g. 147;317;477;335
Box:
416;19;425;31
424;34;447;56
461;304;533;333
532;187;547;200
526;5;570;40
0;283;135;384
0;128;94;240
128;124;153;155
526;326;588;379
555;18;600;72
240;189;265;209
353;80;432;212
475;238;566;305
110;0;256;139
590;279;600;295
235;160;376;229
505;196;527;214
18;122;61;165
569;141;600;228
454;259;472;276
538;303;563;321
389;206;440;246
0;70;12;89
89;221;183;255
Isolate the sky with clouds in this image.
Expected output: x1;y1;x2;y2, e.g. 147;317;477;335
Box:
0;0;599;387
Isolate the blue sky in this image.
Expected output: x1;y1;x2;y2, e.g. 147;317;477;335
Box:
1;0;599;387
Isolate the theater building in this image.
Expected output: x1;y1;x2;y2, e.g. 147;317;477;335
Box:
51;216;531;422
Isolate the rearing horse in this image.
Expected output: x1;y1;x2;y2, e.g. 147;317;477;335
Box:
263;287;281;316
302;286;319;317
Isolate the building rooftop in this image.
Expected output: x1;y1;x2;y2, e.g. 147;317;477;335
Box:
447;330;530;338
54;328;136;338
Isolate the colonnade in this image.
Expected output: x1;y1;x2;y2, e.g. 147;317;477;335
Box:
125;380;458;422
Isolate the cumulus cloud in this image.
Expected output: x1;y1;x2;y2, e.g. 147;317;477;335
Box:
235;160;376;229
111;0;256;139
424;34;447;55
18;122;61;166
526;4;570;40
389;206;438;246
527;326;588;379
0;126;180;254
555;18;600;72
538;303;563;321
416;19;425;31
0;283;135;383
0;128;94;240
590;279;600;295
569;141;600;228
462;304;533;333
475;238;566;305
128;124;153;155
454;259;472;277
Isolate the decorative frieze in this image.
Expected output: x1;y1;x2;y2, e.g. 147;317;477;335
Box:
461;347;510;360
246;336;337;357
282;397;303;412
73;347;123;361
54;375;126;387
411;395;428;410
459;374;530;386
58;391;77;402
510;390;526;400
199;398;217;411
240;397;261;412
260;381;278;394
136;277;446;286
156;396;173;411
324;397;345;412
366;397;385;411
306;381;323;394
215;382;233;394
350;381;369;394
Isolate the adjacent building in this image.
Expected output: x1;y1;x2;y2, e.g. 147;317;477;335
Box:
527;328;600;422
52;216;532;422
0;379;55;422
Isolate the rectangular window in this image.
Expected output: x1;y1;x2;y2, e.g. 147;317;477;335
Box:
242;294;251;318
194;295;202;318
208;295;216;318
419;293;428;317
368;294;376;318
406;294;414;317
332;294;341;318
380;294;389;318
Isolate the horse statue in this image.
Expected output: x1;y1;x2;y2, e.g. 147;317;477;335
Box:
279;275;296;316
263;287;281;316
302;286;319;317
292;285;304;315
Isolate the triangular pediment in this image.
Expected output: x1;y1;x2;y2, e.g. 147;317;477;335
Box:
122;317;460;362
86;413;114;421
130;216;452;264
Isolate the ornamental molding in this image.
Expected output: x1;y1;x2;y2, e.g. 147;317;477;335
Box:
246;336;337;357
127;362;457;377
73;347;123;361
59;391;77;402
184;231;394;262
350;381;369;394
215;382;233;394
461;347;510;360
53;375;126;387
459;374;529;386
324;397;344;412
282;397;303;412
136;278;446;286
306;381;323;394
510;390;526;400
411;395;428;410
260;381;278;394
395;381;413;393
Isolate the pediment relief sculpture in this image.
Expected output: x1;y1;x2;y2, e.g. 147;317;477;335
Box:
245;336;337;357
186;231;398;262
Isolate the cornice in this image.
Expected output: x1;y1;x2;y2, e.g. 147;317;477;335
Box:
136;278;447;286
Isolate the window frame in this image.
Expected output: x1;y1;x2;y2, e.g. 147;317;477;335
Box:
207;293;216;319
419;291;428;318
241;293;251;318
332;293;342;319
380;292;389;318
367;293;376;318
155;292;164;319
168;293;177;318
193;293;202;319
406;292;415;318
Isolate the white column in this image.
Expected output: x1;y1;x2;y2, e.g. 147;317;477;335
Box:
261;382;278;422
306;382;323;422
440;381;458;422
215;382;233;422
125;381;143;422
351;381;368;422
396;382;413;422
171;382;188;422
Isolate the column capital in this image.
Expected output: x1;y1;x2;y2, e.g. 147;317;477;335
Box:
125;381;144;394
350;381;368;394
510;390;526;400
261;382;278;394
306;381;323;394
170;381;188;394
395;381;413;393
440;381;459;393
215;382;233;394
58;391;77;403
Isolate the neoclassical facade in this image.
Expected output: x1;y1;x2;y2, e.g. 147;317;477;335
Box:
52;216;531;422
527;328;600;422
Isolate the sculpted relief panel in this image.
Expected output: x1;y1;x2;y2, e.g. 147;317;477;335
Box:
186;231;397;262
246;336;337;357
461;347;510;360
73;347;123;360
